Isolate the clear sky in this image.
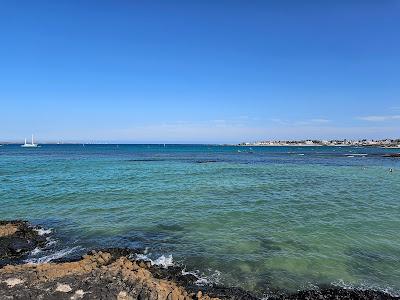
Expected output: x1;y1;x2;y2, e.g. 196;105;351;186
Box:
1;0;399;143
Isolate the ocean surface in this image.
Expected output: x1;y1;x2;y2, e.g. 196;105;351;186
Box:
1;144;399;296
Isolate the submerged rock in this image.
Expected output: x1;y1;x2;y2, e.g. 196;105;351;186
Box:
382;153;400;158
195;160;218;164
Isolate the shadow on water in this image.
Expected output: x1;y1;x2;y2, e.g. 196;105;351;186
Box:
282;239;312;252
195;160;219;164
258;238;282;252
156;223;187;232
93;227;187;256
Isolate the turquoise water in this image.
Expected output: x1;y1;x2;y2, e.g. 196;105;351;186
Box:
1;144;400;296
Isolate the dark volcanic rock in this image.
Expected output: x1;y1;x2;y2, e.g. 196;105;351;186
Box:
0;220;48;265
150;265;198;287
189;286;259;300
275;287;399;300
382;153;400;158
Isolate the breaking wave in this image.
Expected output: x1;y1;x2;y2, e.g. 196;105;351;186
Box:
135;253;174;268
333;279;400;297
25;246;82;264
34;228;52;236
135;253;222;286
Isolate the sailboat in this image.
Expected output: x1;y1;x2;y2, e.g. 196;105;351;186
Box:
21;134;38;148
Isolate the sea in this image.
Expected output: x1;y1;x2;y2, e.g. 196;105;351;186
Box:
1;144;399;297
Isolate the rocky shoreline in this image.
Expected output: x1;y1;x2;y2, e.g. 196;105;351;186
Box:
0;220;49;267
0;221;398;300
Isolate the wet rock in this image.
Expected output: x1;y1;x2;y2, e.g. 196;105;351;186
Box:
190;286;259;300
150;265;198;288
0;221;48;265
275;287;399;300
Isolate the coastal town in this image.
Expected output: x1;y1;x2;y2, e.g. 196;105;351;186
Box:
239;139;400;147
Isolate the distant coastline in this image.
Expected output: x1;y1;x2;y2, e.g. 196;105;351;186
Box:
238;139;400;148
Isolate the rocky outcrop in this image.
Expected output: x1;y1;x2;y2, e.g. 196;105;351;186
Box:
0;249;222;300
0;221;48;266
0;223;20;237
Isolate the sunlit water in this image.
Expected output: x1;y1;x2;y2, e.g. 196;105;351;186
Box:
1;144;399;296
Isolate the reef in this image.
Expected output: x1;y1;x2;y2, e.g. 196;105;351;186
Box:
0;221;399;300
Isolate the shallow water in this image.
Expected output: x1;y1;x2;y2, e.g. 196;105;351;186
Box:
1;144;400;296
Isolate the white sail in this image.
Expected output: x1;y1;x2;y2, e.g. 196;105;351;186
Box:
21;134;38;147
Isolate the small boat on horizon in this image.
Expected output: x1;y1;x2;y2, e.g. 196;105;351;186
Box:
21;135;38;148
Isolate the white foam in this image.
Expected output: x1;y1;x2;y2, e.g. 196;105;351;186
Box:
333;279;400;297
31;247;42;255
153;254;174;268
195;277;210;285
181;268;210;285
136;254;223;285
135;253;174;268
181;269;197;276
25;246;81;264
135;253;150;261
191;269;222;286
35;228;52;236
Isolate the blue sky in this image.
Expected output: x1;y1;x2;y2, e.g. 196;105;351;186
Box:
1;0;399;143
